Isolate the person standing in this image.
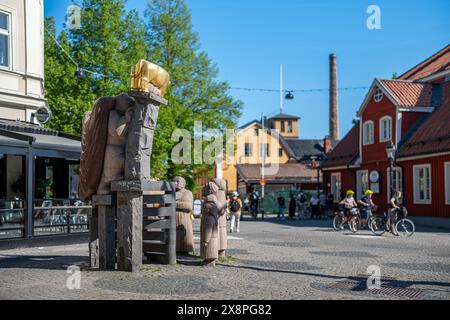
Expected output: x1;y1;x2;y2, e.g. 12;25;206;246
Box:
277;195;286;220
297;191;307;220
310;195;320;220
319;192;327;220
288;194;296;220
228;192;242;233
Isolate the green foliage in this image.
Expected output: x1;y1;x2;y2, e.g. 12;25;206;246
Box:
44;0;242;187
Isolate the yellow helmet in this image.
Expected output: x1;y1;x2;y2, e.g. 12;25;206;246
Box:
365;189;374;196
346;190;355;196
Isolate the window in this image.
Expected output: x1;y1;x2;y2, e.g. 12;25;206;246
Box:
280;121;285;132
374;88;384;103
244;143;253;157
379;116;392;142
278;148;283;157
387;167;402;201
254;128;259;136
413;164;431;204
445;162;450;205
331;173;341;202
357;170;369;200
363;121;374;145
287;121;293;133
260;143;270;157
0;11;10;68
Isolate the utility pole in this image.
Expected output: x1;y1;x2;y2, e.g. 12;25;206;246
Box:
261;112;265;220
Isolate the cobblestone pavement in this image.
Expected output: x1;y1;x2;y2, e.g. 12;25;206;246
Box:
0;215;449;300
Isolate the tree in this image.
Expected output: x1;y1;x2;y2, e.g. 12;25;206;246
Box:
45;0;146;134
144;0;242;183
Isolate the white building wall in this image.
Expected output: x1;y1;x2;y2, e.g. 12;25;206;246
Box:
0;0;46;123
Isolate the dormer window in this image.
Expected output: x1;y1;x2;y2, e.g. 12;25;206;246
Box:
287;121;293;133
280;121;285;132
374;88;383;103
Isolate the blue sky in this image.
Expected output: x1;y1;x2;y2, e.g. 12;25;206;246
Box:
44;0;450;139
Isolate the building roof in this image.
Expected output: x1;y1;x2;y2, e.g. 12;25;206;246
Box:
285;139;333;160
236;163;320;184
399;44;450;81
322;122;360;169
268;113;300;120
380;80;433;108
397;93;450;159
0;118;81;156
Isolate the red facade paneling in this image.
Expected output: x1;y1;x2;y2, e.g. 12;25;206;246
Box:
399;154;450;218
361;94;397;164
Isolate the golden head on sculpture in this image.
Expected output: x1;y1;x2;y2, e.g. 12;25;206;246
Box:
131;59;170;97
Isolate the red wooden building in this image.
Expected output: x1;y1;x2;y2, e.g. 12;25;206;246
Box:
322;45;450;217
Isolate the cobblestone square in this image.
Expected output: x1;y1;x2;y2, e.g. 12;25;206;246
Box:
0;216;449;300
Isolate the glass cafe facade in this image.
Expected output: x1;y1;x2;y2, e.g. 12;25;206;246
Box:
0;119;89;240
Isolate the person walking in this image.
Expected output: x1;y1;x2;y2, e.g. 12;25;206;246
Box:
228;192;242;233
288;194;296;220
277;195;286;220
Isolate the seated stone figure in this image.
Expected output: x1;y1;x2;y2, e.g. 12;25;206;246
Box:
174;176;194;254
97;94;134;195
79;93;135;201
200;182;219;266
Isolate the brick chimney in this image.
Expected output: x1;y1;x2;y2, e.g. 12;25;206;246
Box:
324;136;332;154
329;53;339;141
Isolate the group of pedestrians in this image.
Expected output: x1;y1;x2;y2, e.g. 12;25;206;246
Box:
276;191;334;221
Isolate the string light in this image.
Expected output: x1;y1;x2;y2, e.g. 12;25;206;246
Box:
230;86;368;93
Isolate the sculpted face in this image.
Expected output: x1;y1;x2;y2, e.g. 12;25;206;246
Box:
174;176;186;191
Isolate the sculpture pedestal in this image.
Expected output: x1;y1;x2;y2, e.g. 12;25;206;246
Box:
112;181;143;272
92;195;116;270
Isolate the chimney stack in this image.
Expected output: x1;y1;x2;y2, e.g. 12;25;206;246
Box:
329;53;339;141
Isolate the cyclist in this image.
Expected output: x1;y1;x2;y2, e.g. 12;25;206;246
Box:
388;191;403;236
338;190;358;228
358;189;375;227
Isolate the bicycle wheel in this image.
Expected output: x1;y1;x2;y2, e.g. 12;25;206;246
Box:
395;218;415;237
333;215;344;231
348;216;361;233
370;217;386;236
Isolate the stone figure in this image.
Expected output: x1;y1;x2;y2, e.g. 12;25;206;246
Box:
79;94;134;201
200;182;219;266
97;94;134;195
131;59;170;97
174;176;194;254
213;179;228;259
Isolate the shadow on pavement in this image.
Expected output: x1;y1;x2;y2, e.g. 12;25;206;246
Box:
0;255;88;270
219;263;450;292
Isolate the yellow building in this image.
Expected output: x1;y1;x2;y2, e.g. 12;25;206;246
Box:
219;113;333;196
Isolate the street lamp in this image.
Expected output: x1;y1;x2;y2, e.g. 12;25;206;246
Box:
285;91;294;100
386;140;396;198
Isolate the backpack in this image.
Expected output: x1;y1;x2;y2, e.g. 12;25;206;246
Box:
229;199;241;212
299;193;307;204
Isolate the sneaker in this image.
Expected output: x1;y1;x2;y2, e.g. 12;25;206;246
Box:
236;229;240;233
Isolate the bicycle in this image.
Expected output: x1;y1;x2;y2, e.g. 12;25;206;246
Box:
370;208;415;237
348;206;377;233
333;207;358;231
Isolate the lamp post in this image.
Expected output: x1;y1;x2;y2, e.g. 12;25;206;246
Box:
386;140;396;198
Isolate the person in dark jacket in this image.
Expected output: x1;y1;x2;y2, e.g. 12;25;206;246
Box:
277;195;286;220
288;195;296;220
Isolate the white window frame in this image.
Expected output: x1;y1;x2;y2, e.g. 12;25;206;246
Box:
379;116;392;142
387;167;403;203
362;121;374;145
330;173;341;203
356;170;369;200
374;88;384;103
413;164;432;204
0;10;11;70
445;162;450;205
